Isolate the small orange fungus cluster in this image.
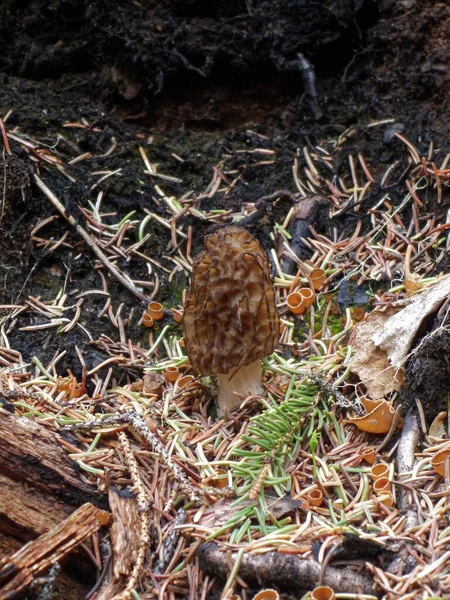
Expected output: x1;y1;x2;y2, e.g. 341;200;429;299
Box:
370;461;393;507
142;303;184;328
163;366;198;393
286;268;326;316
142;301;165;327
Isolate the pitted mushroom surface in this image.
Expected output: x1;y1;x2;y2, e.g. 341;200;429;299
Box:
183;226;279;415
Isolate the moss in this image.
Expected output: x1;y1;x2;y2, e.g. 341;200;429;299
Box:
154;320;182;338
325;313;344;336
161;271;189;308
300;293;345;339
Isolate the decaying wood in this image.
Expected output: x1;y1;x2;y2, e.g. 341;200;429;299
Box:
0;531;89;600
96;489;142;600
0;473;73;539
0;502;110;600
198;542;379;597
0;407;106;539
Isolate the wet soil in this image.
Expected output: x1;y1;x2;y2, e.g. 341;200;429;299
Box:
401;314;450;422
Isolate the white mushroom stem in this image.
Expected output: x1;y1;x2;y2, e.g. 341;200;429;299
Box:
216;360;263;417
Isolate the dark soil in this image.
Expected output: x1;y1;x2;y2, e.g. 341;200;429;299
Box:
0;0;449;397
401;313;450;421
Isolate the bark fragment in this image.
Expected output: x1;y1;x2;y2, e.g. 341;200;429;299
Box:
0;503;110;600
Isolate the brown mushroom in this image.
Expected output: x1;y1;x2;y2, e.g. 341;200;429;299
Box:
183;226;279;415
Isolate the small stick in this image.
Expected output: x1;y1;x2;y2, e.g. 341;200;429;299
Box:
34;175;152;304
297;53;323;121
0;117;12;156
396;410;420;511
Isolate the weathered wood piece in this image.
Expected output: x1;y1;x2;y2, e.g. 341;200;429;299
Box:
0;407;106;540
0;502;110;599
96;489;142;599
0;473;73;539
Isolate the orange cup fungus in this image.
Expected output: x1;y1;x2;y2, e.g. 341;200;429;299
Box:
142;312;155;328
431;448;450;477
209;468;229;489
253;590;280;600
362;447;376;465
370;463;389;481
348;397;396;434
353;306;365;321
299;287;315;307
165;366;180;382
378;492;394;507
311;586;335;600
310;268;326;291
308;489;323;507
177;375;195;389
58;374;85;399
372;477;390;494
287;292;305;315
147;302;164;320
173;308;183;323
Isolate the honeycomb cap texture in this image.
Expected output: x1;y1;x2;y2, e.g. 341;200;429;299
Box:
183;226;279;375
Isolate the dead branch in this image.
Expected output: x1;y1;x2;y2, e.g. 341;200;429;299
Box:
197;542;379;596
396;410;420;511
0;407;106;548
0;407;103;511
0;503;110;600
385;410;421;577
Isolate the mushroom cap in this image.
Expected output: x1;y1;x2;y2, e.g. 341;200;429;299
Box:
183;226;279;375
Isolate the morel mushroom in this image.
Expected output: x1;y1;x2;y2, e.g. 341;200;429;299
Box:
183;226;279;415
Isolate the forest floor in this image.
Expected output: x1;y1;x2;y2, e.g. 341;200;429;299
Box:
1;1;450;599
